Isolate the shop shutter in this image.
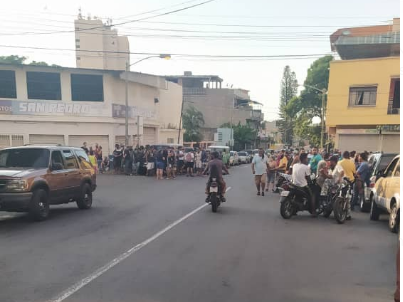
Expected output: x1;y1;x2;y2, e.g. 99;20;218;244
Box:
382;134;400;153
29;135;65;146
338;134;379;153
69;135;110;156
0;135;10;150
11;135;24;147
143;127;156;146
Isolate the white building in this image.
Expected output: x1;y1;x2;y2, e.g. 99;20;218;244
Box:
0;64;183;155
74;17;129;71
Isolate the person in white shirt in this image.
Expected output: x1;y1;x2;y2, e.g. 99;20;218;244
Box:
251;148;269;196
292;153;316;217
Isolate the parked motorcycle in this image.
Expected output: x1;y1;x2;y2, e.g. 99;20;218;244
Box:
206;177;224;213
279;175;322;219
332;178;353;224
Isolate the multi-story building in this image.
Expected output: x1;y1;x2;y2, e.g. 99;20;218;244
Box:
326;18;400;153
0;64;182;154
74;16;129;71
166;72;264;142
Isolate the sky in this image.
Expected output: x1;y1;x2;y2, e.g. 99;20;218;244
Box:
0;0;400;121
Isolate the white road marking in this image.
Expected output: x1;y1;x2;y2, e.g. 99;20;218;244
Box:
47;203;209;302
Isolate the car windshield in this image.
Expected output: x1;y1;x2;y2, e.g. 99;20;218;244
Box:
379;154;398;171
230;151;235;155
238;152;247;156
0;148;50;168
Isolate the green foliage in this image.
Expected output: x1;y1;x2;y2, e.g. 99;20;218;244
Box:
0;55;61;67
183;106;205;142
220;122;256;151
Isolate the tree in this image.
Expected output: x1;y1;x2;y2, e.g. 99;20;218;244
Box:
221;122;256;151
277;66;299;145
0;55;61;67
182;106;205;142
289;55;334;146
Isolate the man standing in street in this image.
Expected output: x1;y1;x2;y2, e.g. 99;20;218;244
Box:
309;147;322;176
222;150;230;169
252;148;269;196
185;149;195;177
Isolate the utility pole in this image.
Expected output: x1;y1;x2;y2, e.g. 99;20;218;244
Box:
320;88;327;149
177;94;184;144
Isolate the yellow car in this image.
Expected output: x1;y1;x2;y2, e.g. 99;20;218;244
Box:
370;155;400;233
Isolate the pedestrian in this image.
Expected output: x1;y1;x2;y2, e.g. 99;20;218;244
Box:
222;150;230;169
266;155;277;192
82;142;89;154
156;148;166;180
309;147;322;176
146;148;155;177
195;148;203;176
252;148;269;196
88;150;98;173
124;146;133;175
167;149;176;179
113;144;123;174
352;152;370;210
177;147;185;175
185;149;195;177
101;156;109;173
350;151;356;163
96;145;103;172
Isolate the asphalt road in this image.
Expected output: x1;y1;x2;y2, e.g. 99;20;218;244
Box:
0;165;398;302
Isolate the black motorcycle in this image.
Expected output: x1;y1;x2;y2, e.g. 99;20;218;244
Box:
206;177;224;213
332;178;353;224
279;176;322;219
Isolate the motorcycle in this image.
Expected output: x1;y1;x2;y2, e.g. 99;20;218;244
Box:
279;175;322;219
206;177;225;213
332;177;353;224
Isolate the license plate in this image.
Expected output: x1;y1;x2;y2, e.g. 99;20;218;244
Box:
281;191;289;197
210;187;218;193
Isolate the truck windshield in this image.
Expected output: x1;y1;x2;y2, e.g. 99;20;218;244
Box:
0;148;50;168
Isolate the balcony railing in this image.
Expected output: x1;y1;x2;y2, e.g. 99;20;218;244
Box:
183;87;207;95
387;104;400;115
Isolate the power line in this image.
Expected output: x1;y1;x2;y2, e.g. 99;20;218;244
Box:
0;0;217;37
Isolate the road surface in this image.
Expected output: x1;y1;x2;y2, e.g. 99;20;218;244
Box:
0;165;398;302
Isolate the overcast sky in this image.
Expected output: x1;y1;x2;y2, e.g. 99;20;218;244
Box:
0;0;399;120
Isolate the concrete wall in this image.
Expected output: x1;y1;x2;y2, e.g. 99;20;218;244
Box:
327;56;400;127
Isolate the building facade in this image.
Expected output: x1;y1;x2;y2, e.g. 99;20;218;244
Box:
326;19;400;153
166;72;264;142
0;64;182;155
74;17;129;71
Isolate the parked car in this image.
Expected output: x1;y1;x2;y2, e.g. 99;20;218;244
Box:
370;154;400;233
229;151;240;166
238;151;250;164
0;145;97;221
360;152;398;212
245;150;254;161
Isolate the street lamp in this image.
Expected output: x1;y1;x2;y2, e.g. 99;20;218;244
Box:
125;54;171;146
303;85;327;149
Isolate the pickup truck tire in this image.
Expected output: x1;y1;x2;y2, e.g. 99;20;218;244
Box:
29;189;50;221
389;201;399;233
370;195;380;221
76;183;93;210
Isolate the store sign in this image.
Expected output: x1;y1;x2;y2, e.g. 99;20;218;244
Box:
0;100;109;117
112;103;156;119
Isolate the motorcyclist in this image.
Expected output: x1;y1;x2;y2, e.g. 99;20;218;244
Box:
203;151;229;202
291;152;316;217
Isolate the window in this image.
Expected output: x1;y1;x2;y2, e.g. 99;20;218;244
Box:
0;70;17;98
0;148;50;168
71;74;104;102
167;138;174;144
77;57;81;60
75;39;80;42
27;72;61;100
51;151;64;167
62;150;79;169
218;132;223;141
394;161;400;177
349;86;377;106
388;78;400;114
74;149;92;169
385;158;399;178
76;45;80;49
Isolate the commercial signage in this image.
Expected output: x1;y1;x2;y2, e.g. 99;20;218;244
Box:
112;103;156;119
0;100;109;117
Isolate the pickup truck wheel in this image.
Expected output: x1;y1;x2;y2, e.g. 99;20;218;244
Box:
29;189;50;221
369;195;380;221
389;202;399;233
76;183;93;210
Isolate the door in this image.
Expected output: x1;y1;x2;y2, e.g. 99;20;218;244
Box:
47;150;68;202
30;134;65;145
143;127;156;146
61;149;82;197
384;159;400;212
377;157;399;209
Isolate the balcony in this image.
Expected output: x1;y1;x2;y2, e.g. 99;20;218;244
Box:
183;87;207;95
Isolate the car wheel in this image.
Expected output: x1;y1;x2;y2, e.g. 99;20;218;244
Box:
370;195;380;221
389;201;399;233
29;189;50;221
76;183;93;210
360;195;371;213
